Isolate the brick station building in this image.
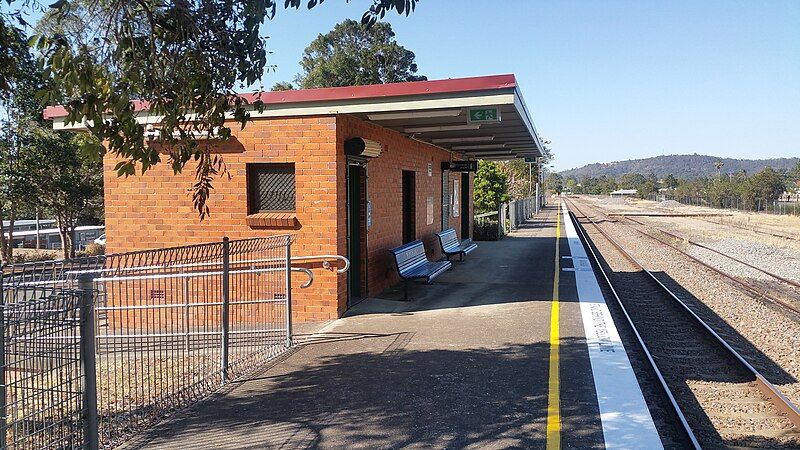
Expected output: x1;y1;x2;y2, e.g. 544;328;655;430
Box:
44;74;545;322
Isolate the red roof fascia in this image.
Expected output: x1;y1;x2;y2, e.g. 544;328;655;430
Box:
43;74;517;120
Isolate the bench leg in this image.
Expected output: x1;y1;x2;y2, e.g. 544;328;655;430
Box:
460;253;464;262
404;281;409;301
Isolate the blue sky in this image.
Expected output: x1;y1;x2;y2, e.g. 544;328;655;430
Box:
260;1;800;171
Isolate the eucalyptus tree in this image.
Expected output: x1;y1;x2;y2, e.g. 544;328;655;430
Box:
295;19;425;88
6;0;419;218
0;23;44;262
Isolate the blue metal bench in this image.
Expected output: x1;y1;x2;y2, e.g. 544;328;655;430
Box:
436;228;478;261
390;240;452;300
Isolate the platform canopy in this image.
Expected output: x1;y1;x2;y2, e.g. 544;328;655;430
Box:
44;74;543;161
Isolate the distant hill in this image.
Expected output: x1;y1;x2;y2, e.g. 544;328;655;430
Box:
559;154;799;180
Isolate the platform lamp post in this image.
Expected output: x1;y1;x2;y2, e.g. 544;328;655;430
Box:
535;160;540;214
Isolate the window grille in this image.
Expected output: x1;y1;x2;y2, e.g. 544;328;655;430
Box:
248;163;296;212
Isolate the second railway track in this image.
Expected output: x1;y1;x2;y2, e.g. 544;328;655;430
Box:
566;199;800;448
581;199;800;319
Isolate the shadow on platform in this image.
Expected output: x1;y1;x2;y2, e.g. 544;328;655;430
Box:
121;337;598;449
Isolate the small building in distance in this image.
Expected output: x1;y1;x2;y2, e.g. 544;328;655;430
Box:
610;189;638;197
2;225;105;250
2;219;57;233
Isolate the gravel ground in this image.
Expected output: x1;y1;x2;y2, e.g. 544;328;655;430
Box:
577;195;800;252
657;200;684;208
571;207;800;447
573;199;800;410
640;214;800;259
685;238;800;284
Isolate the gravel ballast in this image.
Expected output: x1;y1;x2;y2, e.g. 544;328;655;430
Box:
575;199;800;408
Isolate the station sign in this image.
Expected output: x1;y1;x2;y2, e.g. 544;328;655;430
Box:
442;161;478;172
524;156;538;163
467;107;501;123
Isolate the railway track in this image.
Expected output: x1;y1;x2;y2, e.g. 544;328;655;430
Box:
576;199;800;319
699;216;800;242
566;199;800;448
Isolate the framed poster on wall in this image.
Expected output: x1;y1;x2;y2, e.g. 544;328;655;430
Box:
452;179;460;218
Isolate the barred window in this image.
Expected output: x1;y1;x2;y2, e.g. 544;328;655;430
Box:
247;163;296;213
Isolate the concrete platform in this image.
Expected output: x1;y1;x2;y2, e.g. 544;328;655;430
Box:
119;205;658;449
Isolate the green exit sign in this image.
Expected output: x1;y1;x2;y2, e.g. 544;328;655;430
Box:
468;107;501;123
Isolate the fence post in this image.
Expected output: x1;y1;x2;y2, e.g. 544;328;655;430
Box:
77;274;99;450
220;237;230;384
284;236;293;348
183;273;190;352
509;201;516;231
496;205;501;238
0;267;6;450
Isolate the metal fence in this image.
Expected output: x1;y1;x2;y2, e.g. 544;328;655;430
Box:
0;235;338;450
507;197;537;231
473;196;539;241
1;257;104;450
647;193;800;216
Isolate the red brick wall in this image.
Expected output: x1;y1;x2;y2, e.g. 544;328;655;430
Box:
103;114;473;321
336;115;472;298
104;116;343;322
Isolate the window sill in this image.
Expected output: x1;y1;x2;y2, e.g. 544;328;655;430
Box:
246;212;298;228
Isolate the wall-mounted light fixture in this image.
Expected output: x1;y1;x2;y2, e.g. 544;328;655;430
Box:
344;137;383;158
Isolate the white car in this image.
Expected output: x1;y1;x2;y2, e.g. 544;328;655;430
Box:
94;234;106;246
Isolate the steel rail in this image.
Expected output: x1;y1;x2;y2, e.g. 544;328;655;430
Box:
10;329;287;341
567;199;800;430
564;202;701;449
64;254;351;275
11;266;316;288
587;203;800;318
624;215;800;290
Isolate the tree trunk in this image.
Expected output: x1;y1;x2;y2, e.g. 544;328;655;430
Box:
67;225;76;259
59;227;69;260
35;210;41;249
6;207;15;262
0;207;7;264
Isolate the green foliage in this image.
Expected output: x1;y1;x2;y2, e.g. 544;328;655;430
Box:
636;179;658;199
498;159;539;199
663;174;679;189
578;175;617;195
23;126;104;258
0;17;29;95
565;178;577;194
544;173;563;194
0;26;48;261
296;19;425;89
560;154;799;180
474;161;510;213
598;167;789;212
271;81;294;91
787;162;800;189
744;167;785;204
18;0;419;218
618;173;647;189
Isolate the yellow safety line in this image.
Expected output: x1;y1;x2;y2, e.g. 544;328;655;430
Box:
547;202;562;449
